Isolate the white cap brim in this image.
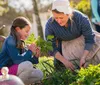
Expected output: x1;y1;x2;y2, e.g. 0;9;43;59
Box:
52;0;72;14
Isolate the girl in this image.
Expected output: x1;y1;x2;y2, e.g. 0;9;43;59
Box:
0;17;43;85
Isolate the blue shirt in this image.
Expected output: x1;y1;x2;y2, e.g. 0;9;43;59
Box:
0;35;38;68
91;0;100;23
45;10;95;55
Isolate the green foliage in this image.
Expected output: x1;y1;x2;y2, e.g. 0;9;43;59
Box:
37;57;77;85
0;0;9;16
0;48;1;51
71;0;91;17
25;34;53;56
70;64;100;85
47;35;54;41
37;56;54;78
43;70;76;85
37;57;100;85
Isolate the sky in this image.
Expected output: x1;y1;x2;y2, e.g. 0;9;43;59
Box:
8;0;53;11
8;0;33;11
40;0;53;5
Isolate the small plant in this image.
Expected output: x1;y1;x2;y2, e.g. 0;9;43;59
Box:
70;64;100;85
25;34;53;56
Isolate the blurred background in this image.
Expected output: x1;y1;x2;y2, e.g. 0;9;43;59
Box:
0;0;91;39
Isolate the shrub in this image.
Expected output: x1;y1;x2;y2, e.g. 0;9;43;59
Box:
37;57;100;85
37;57;77;85
71;0;91;17
70;64;100;85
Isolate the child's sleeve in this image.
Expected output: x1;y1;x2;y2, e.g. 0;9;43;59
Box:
6;38;34;64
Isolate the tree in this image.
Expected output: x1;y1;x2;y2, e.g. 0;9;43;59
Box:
8;0;33;22
0;0;8;16
32;0;44;39
0;0;9;37
0;6;27;36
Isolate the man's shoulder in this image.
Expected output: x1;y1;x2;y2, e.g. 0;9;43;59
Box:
72;10;88;21
47;17;53;23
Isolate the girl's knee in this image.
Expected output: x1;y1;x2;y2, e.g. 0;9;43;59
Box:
22;61;33;67
38;70;43;80
32;69;43;80
17;61;33;74
19;61;33;69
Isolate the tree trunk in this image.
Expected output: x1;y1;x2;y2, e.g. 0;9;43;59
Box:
32;0;44;39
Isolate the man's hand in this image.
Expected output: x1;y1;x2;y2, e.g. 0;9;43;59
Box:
80;56;86;68
63;59;75;71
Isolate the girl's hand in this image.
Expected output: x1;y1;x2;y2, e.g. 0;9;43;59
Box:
35;47;41;57
80;56;86;68
27;43;37;53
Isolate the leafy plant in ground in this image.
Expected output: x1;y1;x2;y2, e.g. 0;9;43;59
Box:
25;34;53;56
36;56;54;78
70;64;100;85
36;57;77;85
43;69;77;85
37;57;100;85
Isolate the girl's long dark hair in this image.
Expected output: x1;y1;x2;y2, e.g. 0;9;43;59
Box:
10;17;31;48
